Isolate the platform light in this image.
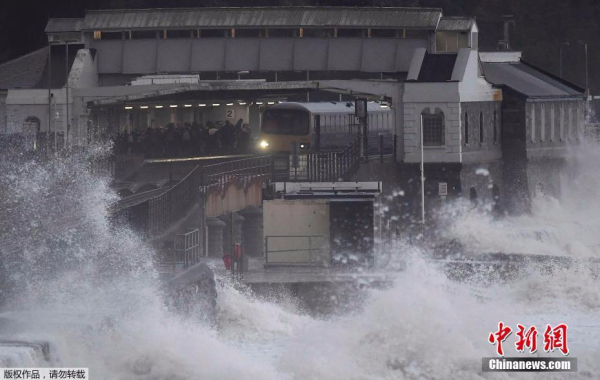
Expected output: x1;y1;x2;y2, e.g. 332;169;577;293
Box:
380;104;389;108
124;106;133;110
226;103;234;106
184;104;192;108
140;106;149;109
268;101;275;105
170;105;178;108
212;103;220;106
239;102;246;105
256;102;263;105
155;105;164;109
199;103;207;107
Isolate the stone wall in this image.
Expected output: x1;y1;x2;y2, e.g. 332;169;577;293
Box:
461;101;502;162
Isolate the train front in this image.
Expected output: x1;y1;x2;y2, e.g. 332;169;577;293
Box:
258;103;312;154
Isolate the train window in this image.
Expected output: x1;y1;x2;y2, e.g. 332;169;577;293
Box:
262;109;309;135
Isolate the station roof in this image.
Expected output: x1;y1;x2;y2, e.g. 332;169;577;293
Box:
87;80;321;107
0;47;48;89
416;53;458;82
81;7;442;31
437;16;474;31
0;45;79;90
45;18;84;33
482;61;585;98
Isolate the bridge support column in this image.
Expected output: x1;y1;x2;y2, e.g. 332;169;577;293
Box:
240;206;263;257
206;217;226;258
219;213;244;256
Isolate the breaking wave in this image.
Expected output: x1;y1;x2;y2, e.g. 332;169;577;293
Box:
0;136;598;379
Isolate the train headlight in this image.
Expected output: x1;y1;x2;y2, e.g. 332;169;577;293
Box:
299;143;310;150
260;140;269;149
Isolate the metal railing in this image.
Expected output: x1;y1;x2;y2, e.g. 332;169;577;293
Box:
318;113;395;153
203;156;272;187
272;137;361;182
91;153;144;180
148;162;203;235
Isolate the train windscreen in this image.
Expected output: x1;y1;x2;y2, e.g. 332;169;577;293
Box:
262;109;310;135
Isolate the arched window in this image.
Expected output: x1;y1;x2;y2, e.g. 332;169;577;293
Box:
479;111;484;143
464;112;469;145
493;110;498;143
421;108;445;146
24;116;41;133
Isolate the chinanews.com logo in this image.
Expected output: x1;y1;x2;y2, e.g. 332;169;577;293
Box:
482;322;577;372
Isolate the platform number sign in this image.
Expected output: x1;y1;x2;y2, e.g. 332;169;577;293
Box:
439;182;448;196
226;109;234;119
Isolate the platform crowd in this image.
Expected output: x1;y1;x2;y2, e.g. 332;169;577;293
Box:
112;118;253;157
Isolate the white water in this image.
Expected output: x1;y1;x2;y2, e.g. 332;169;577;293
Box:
0;141;599;379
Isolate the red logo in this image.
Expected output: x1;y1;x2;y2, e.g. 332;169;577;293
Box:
515;324;538;354
489;323;569;356
543;324;569;355
488;321;512;356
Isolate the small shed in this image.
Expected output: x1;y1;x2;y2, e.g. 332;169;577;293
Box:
263;182;382;267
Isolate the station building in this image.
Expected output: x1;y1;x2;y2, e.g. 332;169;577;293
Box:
0;6;586;217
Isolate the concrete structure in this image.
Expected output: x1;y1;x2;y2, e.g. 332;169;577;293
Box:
0;6;587;225
264;182;381;267
481;51;586;213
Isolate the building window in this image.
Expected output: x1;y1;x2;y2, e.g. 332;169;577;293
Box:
100;31;123;40
131;30;158;39
199;29;230;38
337;28;367;37
436;31;470;52
464;111;469;145
370;29;397;38
93;31;102;40
421;109;445;146
268;29;298;38
24;116;41;133
405;29;429;39
166;30;194;39
550;103;555;141
235;29;264;38
303;28;335;38
479;111;484;143
531;104;536;142
493;109;498;143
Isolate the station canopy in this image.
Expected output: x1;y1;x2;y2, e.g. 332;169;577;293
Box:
87;79;388;108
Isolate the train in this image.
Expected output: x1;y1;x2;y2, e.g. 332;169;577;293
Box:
257;101;395;154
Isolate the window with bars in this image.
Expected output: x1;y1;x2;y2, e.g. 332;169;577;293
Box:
422;112;445;146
